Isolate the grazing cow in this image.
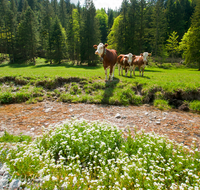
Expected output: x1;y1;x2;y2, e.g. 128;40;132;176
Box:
132;52;151;77
93;43;118;81
117;53;136;77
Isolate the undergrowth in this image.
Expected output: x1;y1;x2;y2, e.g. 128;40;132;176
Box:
0;119;199;189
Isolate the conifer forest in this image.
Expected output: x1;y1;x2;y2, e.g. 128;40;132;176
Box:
0;0;200;69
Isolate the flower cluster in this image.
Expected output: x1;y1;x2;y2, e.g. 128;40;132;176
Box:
1;118;200;189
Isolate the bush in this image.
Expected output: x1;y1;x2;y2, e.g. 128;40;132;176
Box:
154;99;171;110
189;100;200;112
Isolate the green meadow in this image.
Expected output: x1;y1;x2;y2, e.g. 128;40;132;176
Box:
0;59;200;111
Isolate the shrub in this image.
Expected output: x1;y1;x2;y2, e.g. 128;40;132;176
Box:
154;99;171;110
189;100;200;112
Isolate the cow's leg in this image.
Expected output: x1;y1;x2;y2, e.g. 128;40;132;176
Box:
121;67;123;76
130;66;133;77
142;67;144;77
132;65;136;76
118;64;121;75
111;64;116;80
109;66;114;81
105;68;108;81
125;68;128;77
139;67;141;76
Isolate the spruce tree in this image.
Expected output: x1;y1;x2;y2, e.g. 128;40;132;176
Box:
0;0;9;58
40;0;54;61
96;8;108;44
107;8;114;31
59;0;67;29
16;7;38;63
150;0;167;56
80;0;100;65
72;8;81;64
50;16;68;64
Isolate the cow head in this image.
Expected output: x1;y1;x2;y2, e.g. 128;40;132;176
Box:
141;52;151;63
93;43;108;57
124;53;136;66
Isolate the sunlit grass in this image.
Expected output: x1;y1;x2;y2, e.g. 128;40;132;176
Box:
0;119;199;189
0;60;200;109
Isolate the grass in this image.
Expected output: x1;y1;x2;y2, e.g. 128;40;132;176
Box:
0;130;32;143
0;58;200;111
0;119;199;189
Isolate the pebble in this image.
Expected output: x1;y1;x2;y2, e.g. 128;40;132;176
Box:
115;113;121;118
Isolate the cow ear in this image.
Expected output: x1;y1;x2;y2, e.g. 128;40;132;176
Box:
104;43;108;48
132;55;136;58
148;53;152;56
140;53;143;56
93;45;97;49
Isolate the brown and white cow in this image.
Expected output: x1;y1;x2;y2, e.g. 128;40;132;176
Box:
132;52;151;77
93;43;118;81
117;53;136;77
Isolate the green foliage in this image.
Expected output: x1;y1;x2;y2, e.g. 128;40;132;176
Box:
96;9;108;44
154;99;171;110
0;131;32;143
166;31;180;58
16;7;39;62
1;120;200;189
180;1;200;70
50;17;68;64
0;91;13;103
189;100;200;112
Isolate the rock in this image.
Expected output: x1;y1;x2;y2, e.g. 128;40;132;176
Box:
9;179;21;190
156;121;161;125
178;104;189;111
115;113;121;118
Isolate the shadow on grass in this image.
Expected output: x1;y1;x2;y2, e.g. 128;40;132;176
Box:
100;77;120;104
33;63;102;70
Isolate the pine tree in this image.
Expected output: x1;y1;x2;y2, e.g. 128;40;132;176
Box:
59;0;67;29
96;8;108;44
72;8;81;64
127;0;140;54
50;16;68;64
16;7;38;63
166;31;180;58
51;0;58;16
150;0;167;56
0;0;9;58
107;8;114;31
40;0;54;62
80;0;100;65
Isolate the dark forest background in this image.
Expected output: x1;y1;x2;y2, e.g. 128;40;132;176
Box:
0;0;200;69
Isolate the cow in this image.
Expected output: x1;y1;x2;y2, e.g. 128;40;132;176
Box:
93;43;118;81
117;53;136;77
132;52;151;77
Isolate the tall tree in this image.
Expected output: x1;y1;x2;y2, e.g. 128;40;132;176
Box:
50;16;68;64
0;0;9;58
180;0;200;70
107;15;123;52
51;0;58;16
107;8;114;31
166;31;180;58
59;0;67;29
96;8;108;44
16;7;38;63
149;0;167;56
80;0;100;65
40;0;54;61
72;8;81;64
